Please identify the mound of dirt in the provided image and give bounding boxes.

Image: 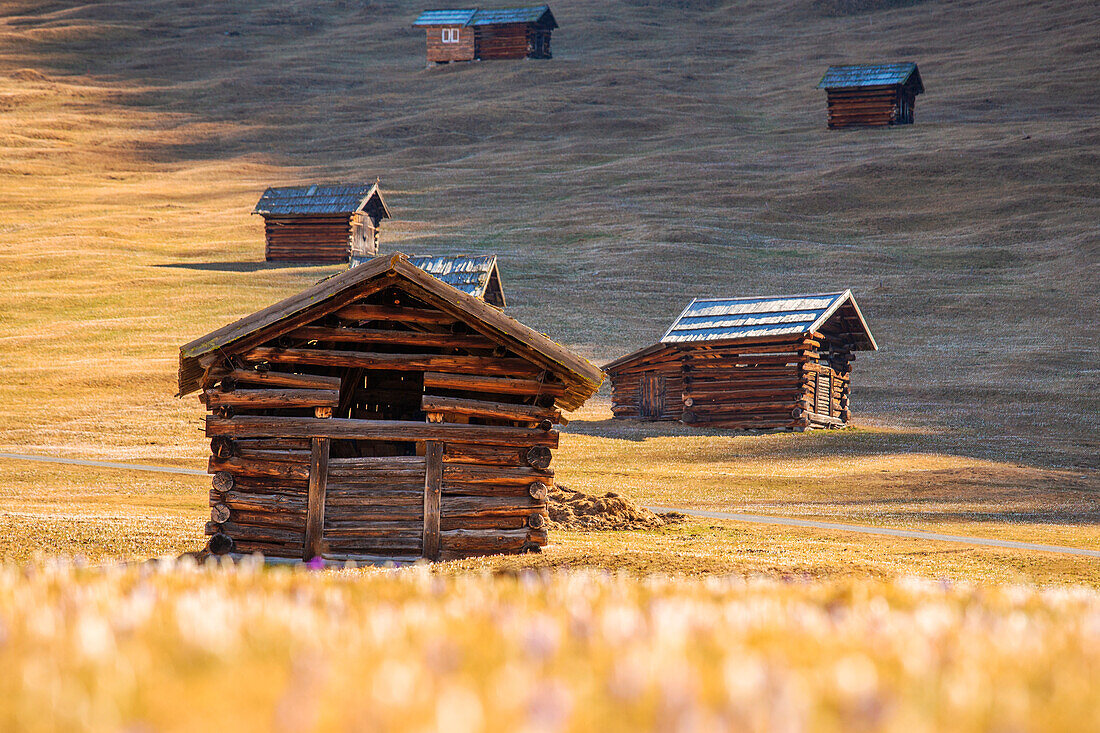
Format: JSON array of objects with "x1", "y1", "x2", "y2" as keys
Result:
[{"x1": 547, "y1": 484, "x2": 684, "y2": 531}]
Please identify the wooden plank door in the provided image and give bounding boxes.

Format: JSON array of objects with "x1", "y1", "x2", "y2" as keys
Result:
[
  {"x1": 322, "y1": 455, "x2": 426, "y2": 560},
  {"x1": 640, "y1": 373, "x2": 666, "y2": 419}
]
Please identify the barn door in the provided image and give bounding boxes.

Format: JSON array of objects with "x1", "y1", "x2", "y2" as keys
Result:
[
  {"x1": 317, "y1": 454, "x2": 426, "y2": 560},
  {"x1": 640, "y1": 373, "x2": 666, "y2": 419}
]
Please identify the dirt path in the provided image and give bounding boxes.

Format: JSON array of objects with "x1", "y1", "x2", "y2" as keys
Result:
[
  {"x1": 3, "y1": 452, "x2": 1097, "y2": 559},
  {"x1": 646, "y1": 506, "x2": 1100, "y2": 559}
]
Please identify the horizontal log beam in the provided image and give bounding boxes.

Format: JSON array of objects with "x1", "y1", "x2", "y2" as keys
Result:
[
  {"x1": 208, "y1": 456, "x2": 310, "y2": 481},
  {"x1": 290, "y1": 325, "x2": 496, "y2": 350},
  {"x1": 336, "y1": 304, "x2": 455, "y2": 324},
  {"x1": 204, "y1": 388, "x2": 340, "y2": 409},
  {"x1": 226, "y1": 369, "x2": 342, "y2": 390},
  {"x1": 423, "y1": 372, "x2": 566, "y2": 398},
  {"x1": 207, "y1": 415, "x2": 559, "y2": 448},
  {"x1": 421, "y1": 395, "x2": 562, "y2": 424},
  {"x1": 247, "y1": 347, "x2": 539, "y2": 377}
]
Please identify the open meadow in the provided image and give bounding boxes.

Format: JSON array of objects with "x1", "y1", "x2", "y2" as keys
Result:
[{"x1": 0, "y1": 0, "x2": 1097, "y2": 728}]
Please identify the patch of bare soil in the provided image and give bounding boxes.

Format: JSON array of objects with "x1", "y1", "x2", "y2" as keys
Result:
[{"x1": 548, "y1": 484, "x2": 684, "y2": 531}]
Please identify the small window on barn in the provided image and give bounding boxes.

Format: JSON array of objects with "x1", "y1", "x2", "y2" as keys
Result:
[{"x1": 442, "y1": 28, "x2": 460, "y2": 43}]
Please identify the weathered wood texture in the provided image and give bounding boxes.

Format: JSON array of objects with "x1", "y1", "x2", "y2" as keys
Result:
[
  {"x1": 425, "y1": 25, "x2": 476, "y2": 63},
  {"x1": 608, "y1": 334, "x2": 858, "y2": 431},
  {"x1": 824, "y1": 85, "x2": 918, "y2": 129},
  {"x1": 423, "y1": 22, "x2": 552, "y2": 64},
  {"x1": 607, "y1": 346, "x2": 684, "y2": 421},
  {"x1": 199, "y1": 279, "x2": 586, "y2": 560},
  {"x1": 263, "y1": 215, "x2": 352, "y2": 263}
]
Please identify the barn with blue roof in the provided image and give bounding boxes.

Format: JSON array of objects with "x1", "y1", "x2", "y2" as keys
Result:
[
  {"x1": 254, "y1": 182, "x2": 390, "y2": 263},
  {"x1": 412, "y1": 5, "x2": 557, "y2": 63},
  {"x1": 817, "y1": 62, "x2": 924, "y2": 129},
  {"x1": 604, "y1": 291, "x2": 877, "y2": 431}
]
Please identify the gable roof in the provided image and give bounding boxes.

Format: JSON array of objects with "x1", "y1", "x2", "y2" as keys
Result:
[
  {"x1": 661, "y1": 291, "x2": 877, "y2": 350},
  {"x1": 407, "y1": 255, "x2": 506, "y2": 307},
  {"x1": 178, "y1": 252, "x2": 601, "y2": 407},
  {"x1": 253, "y1": 183, "x2": 391, "y2": 218},
  {"x1": 817, "y1": 63, "x2": 923, "y2": 93},
  {"x1": 348, "y1": 254, "x2": 508, "y2": 306},
  {"x1": 413, "y1": 5, "x2": 557, "y2": 27},
  {"x1": 412, "y1": 8, "x2": 478, "y2": 25}
]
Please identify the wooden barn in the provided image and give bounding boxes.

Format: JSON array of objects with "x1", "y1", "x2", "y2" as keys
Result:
[
  {"x1": 817, "y1": 63, "x2": 924, "y2": 129},
  {"x1": 605, "y1": 291, "x2": 877, "y2": 431},
  {"x1": 412, "y1": 6, "x2": 557, "y2": 63},
  {"x1": 254, "y1": 183, "x2": 391, "y2": 263},
  {"x1": 178, "y1": 252, "x2": 602, "y2": 563},
  {"x1": 351, "y1": 253, "x2": 507, "y2": 308}
]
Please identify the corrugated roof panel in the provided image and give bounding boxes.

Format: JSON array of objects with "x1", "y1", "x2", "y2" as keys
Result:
[
  {"x1": 470, "y1": 5, "x2": 551, "y2": 24},
  {"x1": 412, "y1": 8, "x2": 477, "y2": 25},
  {"x1": 817, "y1": 63, "x2": 918, "y2": 89},
  {"x1": 664, "y1": 324, "x2": 810, "y2": 343},
  {"x1": 661, "y1": 293, "x2": 848, "y2": 344},
  {"x1": 254, "y1": 183, "x2": 380, "y2": 216},
  {"x1": 407, "y1": 255, "x2": 496, "y2": 298}
]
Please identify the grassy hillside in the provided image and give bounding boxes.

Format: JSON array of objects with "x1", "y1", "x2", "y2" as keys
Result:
[{"x1": 0, "y1": 0, "x2": 1096, "y2": 570}]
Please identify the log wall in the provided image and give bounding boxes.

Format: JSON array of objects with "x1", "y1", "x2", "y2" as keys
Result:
[
  {"x1": 824, "y1": 84, "x2": 917, "y2": 129},
  {"x1": 608, "y1": 347, "x2": 683, "y2": 421},
  {"x1": 679, "y1": 335, "x2": 816, "y2": 431},
  {"x1": 201, "y1": 284, "x2": 563, "y2": 562},
  {"x1": 425, "y1": 26, "x2": 476, "y2": 63},
  {"x1": 475, "y1": 24, "x2": 539, "y2": 60},
  {"x1": 263, "y1": 214, "x2": 352, "y2": 263}
]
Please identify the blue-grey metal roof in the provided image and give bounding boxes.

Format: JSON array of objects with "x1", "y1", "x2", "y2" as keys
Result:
[
  {"x1": 413, "y1": 5, "x2": 555, "y2": 27},
  {"x1": 253, "y1": 183, "x2": 386, "y2": 217},
  {"x1": 661, "y1": 290, "x2": 876, "y2": 349},
  {"x1": 350, "y1": 254, "x2": 506, "y2": 306},
  {"x1": 817, "y1": 63, "x2": 922, "y2": 92},
  {"x1": 471, "y1": 5, "x2": 553, "y2": 25},
  {"x1": 412, "y1": 8, "x2": 477, "y2": 25}
]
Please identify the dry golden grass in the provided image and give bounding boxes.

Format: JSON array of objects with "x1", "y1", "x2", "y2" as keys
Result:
[
  {"x1": 2, "y1": 3, "x2": 1099, "y2": 728},
  {"x1": 1, "y1": 559, "x2": 1099, "y2": 733},
  {"x1": 0, "y1": 1, "x2": 1096, "y2": 583}
]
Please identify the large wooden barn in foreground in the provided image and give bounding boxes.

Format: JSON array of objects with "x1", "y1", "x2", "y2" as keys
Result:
[
  {"x1": 255, "y1": 183, "x2": 390, "y2": 263},
  {"x1": 817, "y1": 63, "x2": 924, "y2": 129},
  {"x1": 178, "y1": 253, "x2": 603, "y2": 563},
  {"x1": 605, "y1": 291, "x2": 877, "y2": 431},
  {"x1": 413, "y1": 6, "x2": 557, "y2": 63}
]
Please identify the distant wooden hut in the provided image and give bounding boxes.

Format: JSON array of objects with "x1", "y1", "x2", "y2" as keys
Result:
[
  {"x1": 178, "y1": 252, "x2": 602, "y2": 563},
  {"x1": 817, "y1": 63, "x2": 924, "y2": 129},
  {"x1": 254, "y1": 183, "x2": 390, "y2": 263},
  {"x1": 412, "y1": 6, "x2": 557, "y2": 64},
  {"x1": 605, "y1": 291, "x2": 877, "y2": 431}
]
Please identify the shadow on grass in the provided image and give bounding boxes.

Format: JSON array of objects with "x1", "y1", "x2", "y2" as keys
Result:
[{"x1": 157, "y1": 261, "x2": 334, "y2": 272}]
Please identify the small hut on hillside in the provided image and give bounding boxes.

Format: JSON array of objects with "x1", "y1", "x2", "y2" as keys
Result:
[
  {"x1": 605, "y1": 291, "x2": 877, "y2": 431},
  {"x1": 413, "y1": 6, "x2": 557, "y2": 63},
  {"x1": 178, "y1": 252, "x2": 602, "y2": 563},
  {"x1": 254, "y1": 183, "x2": 390, "y2": 263},
  {"x1": 817, "y1": 63, "x2": 924, "y2": 129}
]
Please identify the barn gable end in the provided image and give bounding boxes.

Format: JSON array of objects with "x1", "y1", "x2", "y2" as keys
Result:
[{"x1": 181, "y1": 253, "x2": 602, "y2": 563}]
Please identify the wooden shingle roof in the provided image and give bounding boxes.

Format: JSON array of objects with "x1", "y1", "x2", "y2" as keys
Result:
[
  {"x1": 253, "y1": 183, "x2": 391, "y2": 218},
  {"x1": 178, "y1": 253, "x2": 601, "y2": 408}
]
